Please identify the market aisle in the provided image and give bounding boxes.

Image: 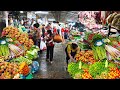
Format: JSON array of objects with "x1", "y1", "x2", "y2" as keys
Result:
[{"x1": 34, "y1": 43, "x2": 71, "y2": 79}]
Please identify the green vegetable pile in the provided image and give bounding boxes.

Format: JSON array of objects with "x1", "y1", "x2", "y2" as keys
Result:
[
  {"x1": 89, "y1": 61, "x2": 109, "y2": 78},
  {"x1": 108, "y1": 62, "x2": 117, "y2": 68},
  {"x1": 92, "y1": 34, "x2": 103, "y2": 44},
  {"x1": 73, "y1": 71, "x2": 83, "y2": 79},
  {"x1": 10, "y1": 56, "x2": 32, "y2": 65},
  {"x1": 68, "y1": 62, "x2": 83, "y2": 77},
  {"x1": 68, "y1": 61, "x2": 90, "y2": 78},
  {"x1": 82, "y1": 63, "x2": 89, "y2": 70},
  {"x1": 25, "y1": 45, "x2": 40, "y2": 60}
]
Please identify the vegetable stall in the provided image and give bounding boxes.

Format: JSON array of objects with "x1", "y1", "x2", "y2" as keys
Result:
[
  {"x1": 68, "y1": 33, "x2": 120, "y2": 79},
  {"x1": 67, "y1": 27, "x2": 120, "y2": 79},
  {"x1": 0, "y1": 26, "x2": 40, "y2": 79}
]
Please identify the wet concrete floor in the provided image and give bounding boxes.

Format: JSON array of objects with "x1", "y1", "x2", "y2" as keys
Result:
[{"x1": 34, "y1": 43, "x2": 72, "y2": 79}]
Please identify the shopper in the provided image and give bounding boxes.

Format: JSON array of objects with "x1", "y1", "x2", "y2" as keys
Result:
[
  {"x1": 61, "y1": 27, "x2": 65, "y2": 39},
  {"x1": 41, "y1": 24, "x2": 46, "y2": 39},
  {"x1": 53, "y1": 26, "x2": 57, "y2": 35},
  {"x1": 65, "y1": 42, "x2": 80, "y2": 68},
  {"x1": 56, "y1": 22, "x2": 61, "y2": 35},
  {"x1": 33, "y1": 23, "x2": 41, "y2": 48},
  {"x1": 45, "y1": 23, "x2": 52, "y2": 31},
  {"x1": 31, "y1": 18, "x2": 36, "y2": 28},
  {"x1": 64, "y1": 27, "x2": 69, "y2": 39},
  {"x1": 45, "y1": 30, "x2": 54, "y2": 64}
]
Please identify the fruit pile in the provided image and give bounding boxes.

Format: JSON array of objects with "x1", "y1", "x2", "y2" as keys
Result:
[
  {"x1": 75, "y1": 50, "x2": 96, "y2": 64},
  {"x1": 2, "y1": 26, "x2": 34, "y2": 50},
  {"x1": 0, "y1": 62, "x2": 19, "y2": 79},
  {"x1": 108, "y1": 68, "x2": 120, "y2": 79},
  {"x1": 81, "y1": 69, "x2": 92, "y2": 79}
]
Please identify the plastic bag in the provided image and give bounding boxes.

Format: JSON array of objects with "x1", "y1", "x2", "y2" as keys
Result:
[
  {"x1": 40, "y1": 41, "x2": 46, "y2": 50},
  {"x1": 31, "y1": 61, "x2": 39, "y2": 73}
]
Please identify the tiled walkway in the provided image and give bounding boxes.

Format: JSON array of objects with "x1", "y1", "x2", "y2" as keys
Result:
[{"x1": 34, "y1": 43, "x2": 71, "y2": 79}]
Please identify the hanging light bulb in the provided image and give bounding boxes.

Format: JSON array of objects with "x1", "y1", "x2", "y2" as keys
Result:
[{"x1": 20, "y1": 11, "x2": 23, "y2": 13}]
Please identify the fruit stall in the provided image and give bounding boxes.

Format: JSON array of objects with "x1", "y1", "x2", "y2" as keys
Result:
[{"x1": 0, "y1": 26, "x2": 40, "y2": 79}]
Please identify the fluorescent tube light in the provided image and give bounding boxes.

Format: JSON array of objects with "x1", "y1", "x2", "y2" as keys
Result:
[{"x1": 35, "y1": 11, "x2": 49, "y2": 14}]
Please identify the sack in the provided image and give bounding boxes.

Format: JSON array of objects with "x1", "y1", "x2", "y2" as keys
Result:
[
  {"x1": 40, "y1": 41, "x2": 46, "y2": 50},
  {"x1": 53, "y1": 34, "x2": 62, "y2": 43}
]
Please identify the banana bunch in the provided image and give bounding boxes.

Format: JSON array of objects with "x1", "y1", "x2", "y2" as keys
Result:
[
  {"x1": 92, "y1": 46, "x2": 107, "y2": 60},
  {"x1": 0, "y1": 44, "x2": 10, "y2": 61}
]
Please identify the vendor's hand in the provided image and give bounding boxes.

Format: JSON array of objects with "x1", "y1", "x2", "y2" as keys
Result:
[{"x1": 70, "y1": 57, "x2": 74, "y2": 62}]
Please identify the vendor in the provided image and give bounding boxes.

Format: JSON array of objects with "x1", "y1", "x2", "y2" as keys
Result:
[{"x1": 65, "y1": 42, "x2": 80, "y2": 68}]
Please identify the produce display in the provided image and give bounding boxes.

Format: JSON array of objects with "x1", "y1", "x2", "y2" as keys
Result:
[
  {"x1": 9, "y1": 43, "x2": 24, "y2": 58},
  {"x1": 10, "y1": 56, "x2": 32, "y2": 65},
  {"x1": 75, "y1": 50, "x2": 96, "y2": 64},
  {"x1": 19, "y1": 62, "x2": 30, "y2": 76},
  {"x1": 2, "y1": 26, "x2": 34, "y2": 50},
  {"x1": 0, "y1": 26, "x2": 40, "y2": 79},
  {"x1": 0, "y1": 62, "x2": 19, "y2": 79},
  {"x1": 25, "y1": 45, "x2": 40, "y2": 60},
  {"x1": 68, "y1": 59, "x2": 120, "y2": 79},
  {"x1": 68, "y1": 27, "x2": 120, "y2": 79}
]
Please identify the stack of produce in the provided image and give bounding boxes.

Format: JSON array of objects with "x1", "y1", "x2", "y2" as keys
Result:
[
  {"x1": 68, "y1": 61, "x2": 92, "y2": 79},
  {"x1": 19, "y1": 62, "x2": 30, "y2": 76},
  {"x1": 10, "y1": 56, "x2": 32, "y2": 65},
  {"x1": 105, "y1": 45, "x2": 120, "y2": 60},
  {"x1": 0, "y1": 44, "x2": 10, "y2": 62},
  {"x1": 75, "y1": 50, "x2": 96, "y2": 64},
  {"x1": 0, "y1": 26, "x2": 40, "y2": 79},
  {"x1": 68, "y1": 59, "x2": 120, "y2": 79},
  {"x1": 90, "y1": 34, "x2": 107, "y2": 60},
  {"x1": 9, "y1": 43, "x2": 24, "y2": 58},
  {"x1": 2, "y1": 26, "x2": 34, "y2": 50},
  {"x1": 25, "y1": 45, "x2": 40, "y2": 60},
  {"x1": 0, "y1": 62, "x2": 19, "y2": 79}
]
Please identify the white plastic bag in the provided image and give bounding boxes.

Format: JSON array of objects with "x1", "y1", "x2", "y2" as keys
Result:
[{"x1": 40, "y1": 41, "x2": 46, "y2": 50}]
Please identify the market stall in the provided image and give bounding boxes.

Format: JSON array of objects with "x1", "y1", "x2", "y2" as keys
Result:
[
  {"x1": 0, "y1": 26, "x2": 40, "y2": 79},
  {"x1": 67, "y1": 29, "x2": 120, "y2": 79},
  {"x1": 67, "y1": 11, "x2": 120, "y2": 79}
]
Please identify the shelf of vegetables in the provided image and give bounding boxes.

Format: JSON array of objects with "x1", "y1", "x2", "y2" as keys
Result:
[
  {"x1": 67, "y1": 30, "x2": 120, "y2": 79},
  {"x1": 0, "y1": 26, "x2": 40, "y2": 79}
]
